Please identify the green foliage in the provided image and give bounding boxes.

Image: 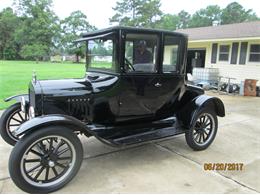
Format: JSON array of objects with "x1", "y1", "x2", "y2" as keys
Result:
[
  {"x1": 155, "y1": 2, "x2": 259, "y2": 30},
  {"x1": 177, "y1": 10, "x2": 190, "y2": 29},
  {"x1": 155, "y1": 10, "x2": 191, "y2": 30},
  {"x1": 20, "y1": 44, "x2": 48, "y2": 61},
  {"x1": 60, "y1": 11, "x2": 96, "y2": 62},
  {"x1": 189, "y1": 5, "x2": 221, "y2": 28},
  {"x1": 0, "y1": 1, "x2": 96, "y2": 62},
  {"x1": 0, "y1": 0, "x2": 259, "y2": 62},
  {"x1": 221, "y1": 2, "x2": 258, "y2": 24},
  {"x1": 13, "y1": 0, "x2": 59, "y2": 61},
  {"x1": 92, "y1": 44, "x2": 112, "y2": 56},
  {"x1": 156, "y1": 14, "x2": 178, "y2": 30},
  {"x1": 0, "y1": 8, "x2": 20, "y2": 60},
  {"x1": 110, "y1": 0, "x2": 162, "y2": 27}
]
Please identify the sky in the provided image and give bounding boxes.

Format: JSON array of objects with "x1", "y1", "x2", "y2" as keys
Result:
[{"x1": 0, "y1": 0, "x2": 259, "y2": 28}]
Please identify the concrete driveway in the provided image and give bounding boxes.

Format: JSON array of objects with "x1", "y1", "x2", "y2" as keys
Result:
[{"x1": 0, "y1": 92, "x2": 259, "y2": 193}]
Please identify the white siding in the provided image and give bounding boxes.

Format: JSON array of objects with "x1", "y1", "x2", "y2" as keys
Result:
[{"x1": 188, "y1": 39, "x2": 260, "y2": 84}]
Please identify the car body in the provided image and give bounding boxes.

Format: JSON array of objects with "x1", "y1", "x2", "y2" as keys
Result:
[{"x1": 0, "y1": 26, "x2": 225, "y2": 193}]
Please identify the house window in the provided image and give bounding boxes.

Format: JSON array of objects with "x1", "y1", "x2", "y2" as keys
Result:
[
  {"x1": 249, "y1": 44, "x2": 260, "y2": 62},
  {"x1": 219, "y1": 45, "x2": 230, "y2": 61}
]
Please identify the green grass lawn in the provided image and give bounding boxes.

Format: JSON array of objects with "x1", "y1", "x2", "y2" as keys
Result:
[{"x1": 0, "y1": 60, "x2": 86, "y2": 110}]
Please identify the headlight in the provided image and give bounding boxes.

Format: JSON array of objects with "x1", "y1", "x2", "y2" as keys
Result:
[
  {"x1": 20, "y1": 96, "x2": 26, "y2": 113},
  {"x1": 29, "y1": 106, "x2": 35, "y2": 119}
]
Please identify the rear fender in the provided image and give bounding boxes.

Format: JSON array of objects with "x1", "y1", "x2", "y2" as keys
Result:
[
  {"x1": 4, "y1": 94, "x2": 29, "y2": 103},
  {"x1": 177, "y1": 95, "x2": 225, "y2": 129},
  {"x1": 14, "y1": 114, "x2": 91, "y2": 137}
]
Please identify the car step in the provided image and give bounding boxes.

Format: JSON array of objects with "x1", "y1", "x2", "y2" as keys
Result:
[{"x1": 110, "y1": 124, "x2": 184, "y2": 146}]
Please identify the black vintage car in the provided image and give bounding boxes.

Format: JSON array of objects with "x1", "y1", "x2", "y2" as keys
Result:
[{"x1": 0, "y1": 26, "x2": 225, "y2": 193}]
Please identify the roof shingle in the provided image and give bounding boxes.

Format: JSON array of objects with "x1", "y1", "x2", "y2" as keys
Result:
[{"x1": 175, "y1": 21, "x2": 260, "y2": 41}]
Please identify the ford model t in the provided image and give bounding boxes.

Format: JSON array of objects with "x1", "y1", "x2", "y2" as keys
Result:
[{"x1": 0, "y1": 26, "x2": 225, "y2": 193}]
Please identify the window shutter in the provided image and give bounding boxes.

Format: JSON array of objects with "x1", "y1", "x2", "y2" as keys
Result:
[
  {"x1": 230, "y1": 42, "x2": 239, "y2": 64},
  {"x1": 211, "y1": 43, "x2": 218, "y2": 64},
  {"x1": 239, "y1": 42, "x2": 248, "y2": 65}
]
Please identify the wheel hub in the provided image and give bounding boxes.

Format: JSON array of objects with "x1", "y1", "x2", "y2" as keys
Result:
[
  {"x1": 41, "y1": 152, "x2": 58, "y2": 167},
  {"x1": 48, "y1": 161, "x2": 55, "y2": 168}
]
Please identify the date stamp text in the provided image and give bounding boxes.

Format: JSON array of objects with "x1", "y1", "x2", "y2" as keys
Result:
[{"x1": 204, "y1": 163, "x2": 244, "y2": 171}]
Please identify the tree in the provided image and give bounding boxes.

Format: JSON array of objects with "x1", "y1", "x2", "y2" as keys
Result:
[
  {"x1": 136, "y1": 0, "x2": 162, "y2": 28},
  {"x1": 155, "y1": 14, "x2": 180, "y2": 30},
  {"x1": 221, "y1": 2, "x2": 258, "y2": 24},
  {"x1": 13, "y1": 0, "x2": 59, "y2": 61},
  {"x1": 110, "y1": 0, "x2": 162, "y2": 28},
  {"x1": 60, "y1": 11, "x2": 96, "y2": 63},
  {"x1": 0, "y1": 8, "x2": 20, "y2": 59},
  {"x1": 20, "y1": 44, "x2": 48, "y2": 60},
  {"x1": 189, "y1": 5, "x2": 221, "y2": 28},
  {"x1": 177, "y1": 10, "x2": 190, "y2": 29}
]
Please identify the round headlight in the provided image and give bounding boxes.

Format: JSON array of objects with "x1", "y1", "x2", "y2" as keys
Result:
[
  {"x1": 29, "y1": 106, "x2": 35, "y2": 119},
  {"x1": 20, "y1": 96, "x2": 26, "y2": 113}
]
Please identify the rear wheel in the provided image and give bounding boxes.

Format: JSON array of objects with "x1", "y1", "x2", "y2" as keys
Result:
[
  {"x1": 0, "y1": 103, "x2": 28, "y2": 145},
  {"x1": 185, "y1": 108, "x2": 218, "y2": 151},
  {"x1": 9, "y1": 126, "x2": 83, "y2": 193}
]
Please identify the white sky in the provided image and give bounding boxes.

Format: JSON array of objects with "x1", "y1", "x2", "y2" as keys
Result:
[{"x1": 0, "y1": 0, "x2": 259, "y2": 28}]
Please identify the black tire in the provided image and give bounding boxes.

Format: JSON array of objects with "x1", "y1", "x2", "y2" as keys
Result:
[
  {"x1": 9, "y1": 126, "x2": 83, "y2": 193},
  {"x1": 0, "y1": 103, "x2": 28, "y2": 145},
  {"x1": 185, "y1": 108, "x2": 218, "y2": 151}
]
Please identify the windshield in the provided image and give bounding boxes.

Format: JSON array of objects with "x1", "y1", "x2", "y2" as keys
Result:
[{"x1": 87, "y1": 37, "x2": 116, "y2": 72}]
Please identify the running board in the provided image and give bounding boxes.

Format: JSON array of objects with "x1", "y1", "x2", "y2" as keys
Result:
[
  {"x1": 87, "y1": 117, "x2": 185, "y2": 146},
  {"x1": 111, "y1": 125, "x2": 184, "y2": 146}
]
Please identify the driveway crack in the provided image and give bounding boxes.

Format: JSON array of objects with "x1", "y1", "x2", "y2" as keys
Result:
[
  {"x1": 0, "y1": 177, "x2": 10, "y2": 181},
  {"x1": 0, "y1": 179, "x2": 5, "y2": 194},
  {"x1": 155, "y1": 143, "x2": 259, "y2": 193}
]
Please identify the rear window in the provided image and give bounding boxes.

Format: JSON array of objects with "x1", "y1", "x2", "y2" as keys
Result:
[{"x1": 163, "y1": 36, "x2": 180, "y2": 73}]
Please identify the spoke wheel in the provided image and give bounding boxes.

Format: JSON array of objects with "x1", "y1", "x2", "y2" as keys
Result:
[
  {"x1": 6, "y1": 109, "x2": 28, "y2": 141},
  {"x1": 0, "y1": 103, "x2": 28, "y2": 145},
  {"x1": 21, "y1": 136, "x2": 75, "y2": 187},
  {"x1": 192, "y1": 113, "x2": 215, "y2": 146},
  {"x1": 185, "y1": 108, "x2": 218, "y2": 151},
  {"x1": 9, "y1": 126, "x2": 83, "y2": 193}
]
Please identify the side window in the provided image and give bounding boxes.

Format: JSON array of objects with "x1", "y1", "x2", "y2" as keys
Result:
[
  {"x1": 163, "y1": 36, "x2": 179, "y2": 73},
  {"x1": 124, "y1": 33, "x2": 158, "y2": 73},
  {"x1": 249, "y1": 44, "x2": 260, "y2": 62},
  {"x1": 88, "y1": 39, "x2": 116, "y2": 72},
  {"x1": 219, "y1": 45, "x2": 230, "y2": 61}
]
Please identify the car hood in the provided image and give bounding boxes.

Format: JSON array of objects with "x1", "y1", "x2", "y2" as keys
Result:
[
  {"x1": 37, "y1": 72, "x2": 119, "y2": 97},
  {"x1": 37, "y1": 78, "x2": 92, "y2": 97}
]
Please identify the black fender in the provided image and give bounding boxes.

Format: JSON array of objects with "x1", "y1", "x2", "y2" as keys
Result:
[
  {"x1": 176, "y1": 94, "x2": 225, "y2": 129},
  {"x1": 14, "y1": 114, "x2": 91, "y2": 137},
  {"x1": 5, "y1": 94, "x2": 29, "y2": 103}
]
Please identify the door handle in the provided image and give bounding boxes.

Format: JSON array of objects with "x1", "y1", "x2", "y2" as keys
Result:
[{"x1": 154, "y1": 82, "x2": 162, "y2": 87}]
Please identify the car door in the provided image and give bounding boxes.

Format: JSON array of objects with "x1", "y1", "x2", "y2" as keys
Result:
[
  {"x1": 118, "y1": 32, "x2": 184, "y2": 120},
  {"x1": 155, "y1": 34, "x2": 185, "y2": 117}
]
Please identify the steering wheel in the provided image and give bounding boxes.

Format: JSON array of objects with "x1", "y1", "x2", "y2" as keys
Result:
[{"x1": 125, "y1": 58, "x2": 135, "y2": 71}]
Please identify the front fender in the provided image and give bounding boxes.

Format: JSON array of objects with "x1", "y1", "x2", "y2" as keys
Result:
[
  {"x1": 5, "y1": 94, "x2": 29, "y2": 102},
  {"x1": 14, "y1": 114, "x2": 91, "y2": 137},
  {"x1": 177, "y1": 95, "x2": 225, "y2": 129}
]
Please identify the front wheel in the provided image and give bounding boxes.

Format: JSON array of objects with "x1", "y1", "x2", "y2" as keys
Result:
[
  {"x1": 185, "y1": 108, "x2": 218, "y2": 151},
  {"x1": 9, "y1": 126, "x2": 83, "y2": 193},
  {"x1": 0, "y1": 103, "x2": 28, "y2": 145}
]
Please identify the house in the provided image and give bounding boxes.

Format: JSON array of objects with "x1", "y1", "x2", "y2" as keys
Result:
[{"x1": 175, "y1": 21, "x2": 260, "y2": 83}]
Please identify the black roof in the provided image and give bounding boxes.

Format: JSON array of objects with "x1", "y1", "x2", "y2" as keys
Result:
[{"x1": 81, "y1": 26, "x2": 186, "y2": 38}]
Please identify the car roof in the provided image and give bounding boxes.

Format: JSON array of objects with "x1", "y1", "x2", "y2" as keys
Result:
[{"x1": 81, "y1": 26, "x2": 187, "y2": 38}]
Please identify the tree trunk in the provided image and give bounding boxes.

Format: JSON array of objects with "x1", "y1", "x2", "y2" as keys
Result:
[{"x1": 76, "y1": 54, "x2": 79, "y2": 63}]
